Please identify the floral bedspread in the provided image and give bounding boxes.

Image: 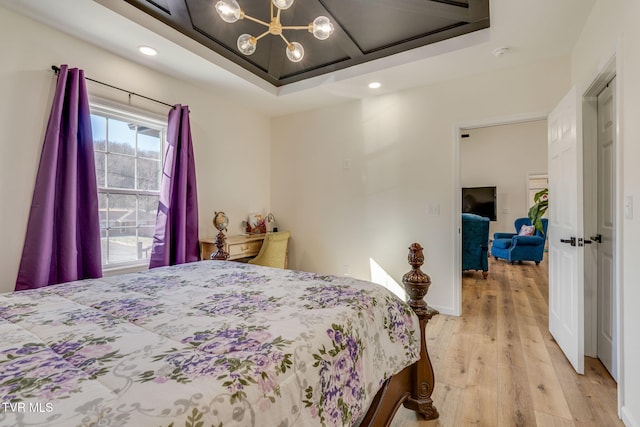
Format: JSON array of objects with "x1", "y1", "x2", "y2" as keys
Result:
[{"x1": 0, "y1": 261, "x2": 419, "y2": 426}]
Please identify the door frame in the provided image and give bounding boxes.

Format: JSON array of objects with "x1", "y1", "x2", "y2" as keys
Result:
[
  {"x1": 582, "y1": 57, "x2": 616, "y2": 361},
  {"x1": 580, "y1": 52, "x2": 624, "y2": 415}
]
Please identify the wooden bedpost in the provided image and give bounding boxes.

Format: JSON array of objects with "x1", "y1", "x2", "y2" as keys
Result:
[
  {"x1": 359, "y1": 243, "x2": 439, "y2": 426},
  {"x1": 401, "y1": 242, "x2": 439, "y2": 419}
]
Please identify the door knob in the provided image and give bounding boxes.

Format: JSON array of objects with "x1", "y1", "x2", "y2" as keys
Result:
[
  {"x1": 590, "y1": 234, "x2": 602, "y2": 243},
  {"x1": 560, "y1": 237, "x2": 576, "y2": 246}
]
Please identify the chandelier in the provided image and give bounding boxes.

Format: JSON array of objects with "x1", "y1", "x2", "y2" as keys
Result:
[{"x1": 214, "y1": 0, "x2": 335, "y2": 63}]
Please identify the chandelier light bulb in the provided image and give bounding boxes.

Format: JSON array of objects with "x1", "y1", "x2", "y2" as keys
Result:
[
  {"x1": 215, "y1": 0, "x2": 242, "y2": 23},
  {"x1": 237, "y1": 34, "x2": 257, "y2": 55},
  {"x1": 311, "y1": 16, "x2": 334, "y2": 40},
  {"x1": 272, "y1": 0, "x2": 294, "y2": 10},
  {"x1": 286, "y1": 42, "x2": 304, "y2": 62}
]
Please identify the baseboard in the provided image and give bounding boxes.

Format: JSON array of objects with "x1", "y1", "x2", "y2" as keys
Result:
[
  {"x1": 621, "y1": 406, "x2": 639, "y2": 427},
  {"x1": 430, "y1": 304, "x2": 458, "y2": 316}
]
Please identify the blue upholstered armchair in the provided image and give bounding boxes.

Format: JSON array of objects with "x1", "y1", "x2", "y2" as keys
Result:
[
  {"x1": 491, "y1": 218, "x2": 548, "y2": 265},
  {"x1": 462, "y1": 213, "x2": 490, "y2": 279}
]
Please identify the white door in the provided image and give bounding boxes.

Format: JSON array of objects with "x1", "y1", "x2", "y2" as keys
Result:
[
  {"x1": 596, "y1": 77, "x2": 616, "y2": 379},
  {"x1": 548, "y1": 86, "x2": 585, "y2": 374}
]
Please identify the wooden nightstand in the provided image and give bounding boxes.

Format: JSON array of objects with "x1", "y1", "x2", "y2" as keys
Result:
[{"x1": 200, "y1": 234, "x2": 265, "y2": 261}]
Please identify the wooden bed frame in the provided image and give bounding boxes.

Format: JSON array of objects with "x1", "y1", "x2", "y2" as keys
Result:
[{"x1": 359, "y1": 242, "x2": 439, "y2": 426}]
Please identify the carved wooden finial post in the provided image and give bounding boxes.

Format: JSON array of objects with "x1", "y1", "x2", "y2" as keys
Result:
[{"x1": 401, "y1": 243, "x2": 439, "y2": 420}]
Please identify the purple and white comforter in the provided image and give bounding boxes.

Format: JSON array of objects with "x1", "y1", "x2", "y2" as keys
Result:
[{"x1": 0, "y1": 261, "x2": 419, "y2": 426}]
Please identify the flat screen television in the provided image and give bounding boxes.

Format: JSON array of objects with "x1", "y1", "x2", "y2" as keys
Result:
[{"x1": 462, "y1": 186, "x2": 497, "y2": 221}]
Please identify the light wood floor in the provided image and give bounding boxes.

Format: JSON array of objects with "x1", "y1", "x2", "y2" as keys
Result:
[{"x1": 391, "y1": 257, "x2": 622, "y2": 427}]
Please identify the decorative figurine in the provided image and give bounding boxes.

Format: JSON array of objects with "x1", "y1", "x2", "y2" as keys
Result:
[{"x1": 211, "y1": 211, "x2": 229, "y2": 260}]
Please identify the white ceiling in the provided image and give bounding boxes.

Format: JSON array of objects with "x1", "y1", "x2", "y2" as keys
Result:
[{"x1": 2, "y1": 0, "x2": 595, "y2": 117}]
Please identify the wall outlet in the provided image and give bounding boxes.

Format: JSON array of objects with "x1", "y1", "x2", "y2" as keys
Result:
[
  {"x1": 427, "y1": 202, "x2": 440, "y2": 216},
  {"x1": 625, "y1": 195, "x2": 633, "y2": 219},
  {"x1": 342, "y1": 264, "x2": 350, "y2": 276}
]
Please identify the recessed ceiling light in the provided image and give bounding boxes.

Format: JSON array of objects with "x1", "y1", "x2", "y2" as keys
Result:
[
  {"x1": 368, "y1": 82, "x2": 381, "y2": 89},
  {"x1": 138, "y1": 46, "x2": 158, "y2": 56}
]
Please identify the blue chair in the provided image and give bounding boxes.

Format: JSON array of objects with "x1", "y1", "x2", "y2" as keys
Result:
[
  {"x1": 491, "y1": 218, "x2": 548, "y2": 265},
  {"x1": 462, "y1": 213, "x2": 490, "y2": 279}
]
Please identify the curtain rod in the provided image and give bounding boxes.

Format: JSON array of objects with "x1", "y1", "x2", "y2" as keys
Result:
[{"x1": 51, "y1": 65, "x2": 175, "y2": 109}]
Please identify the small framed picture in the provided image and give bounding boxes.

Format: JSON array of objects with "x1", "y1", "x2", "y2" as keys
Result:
[{"x1": 247, "y1": 213, "x2": 265, "y2": 234}]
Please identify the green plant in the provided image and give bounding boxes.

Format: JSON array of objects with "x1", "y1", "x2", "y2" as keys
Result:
[{"x1": 528, "y1": 188, "x2": 548, "y2": 234}]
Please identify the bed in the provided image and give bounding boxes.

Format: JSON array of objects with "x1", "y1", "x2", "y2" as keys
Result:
[{"x1": 0, "y1": 244, "x2": 437, "y2": 426}]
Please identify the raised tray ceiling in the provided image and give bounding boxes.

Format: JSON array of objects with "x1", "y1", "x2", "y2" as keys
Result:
[{"x1": 124, "y1": 0, "x2": 490, "y2": 87}]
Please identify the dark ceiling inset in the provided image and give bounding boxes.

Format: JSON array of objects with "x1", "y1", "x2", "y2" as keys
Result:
[{"x1": 124, "y1": 0, "x2": 490, "y2": 87}]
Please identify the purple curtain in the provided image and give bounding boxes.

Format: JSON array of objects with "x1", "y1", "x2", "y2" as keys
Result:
[
  {"x1": 149, "y1": 105, "x2": 199, "y2": 268},
  {"x1": 15, "y1": 65, "x2": 102, "y2": 291}
]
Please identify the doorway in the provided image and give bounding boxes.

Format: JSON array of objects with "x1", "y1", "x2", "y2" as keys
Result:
[
  {"x1": 454, "y1": 91, "x2": 619, "y2": 378},
  {"x1": 452, "y1": 58, "x2": 622, "y2": 414},
  {"x1": 454, "y1": 115, "x2": 547, "y2": 315},
  {"x1": 453, "y1": 115, "x2": 547, "y2": 315}
]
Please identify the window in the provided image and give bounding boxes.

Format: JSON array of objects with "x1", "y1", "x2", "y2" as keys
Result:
[{"x1": 90, "y1": 101, "x2": 166, "y2": 269}]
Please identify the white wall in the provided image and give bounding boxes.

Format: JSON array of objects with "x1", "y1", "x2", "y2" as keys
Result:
[
  {"x1": 571, "y1": 1, "x2": 640, "y2": 425},
  {"x1": 271, "y1": 57, "x2": 570, "y2": 314},
  {"x1": 0, "y1": 7, "x2": 271, "y2": 293},
  {"x1": 460, "y1": 120, "x2": 548, "y2": 237}
]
